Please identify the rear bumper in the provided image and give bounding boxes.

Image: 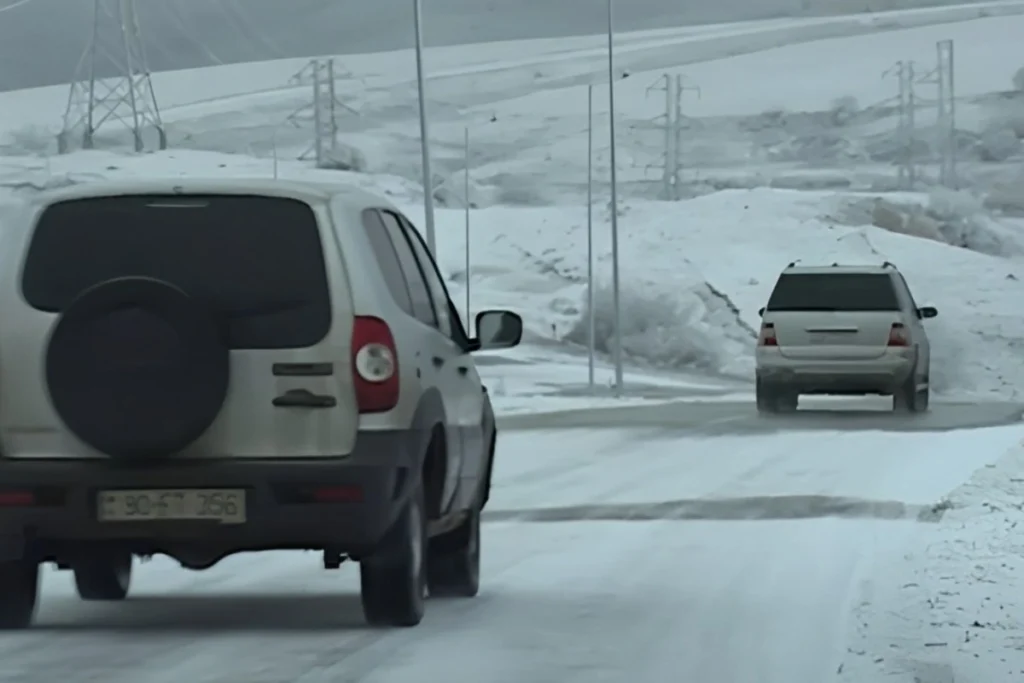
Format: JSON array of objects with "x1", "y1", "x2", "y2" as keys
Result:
[
  {"x1": 756, "y1": 349, "x2": 915, "y2": 393},
  {"x1": 0, "y1": 429, "x2": 427, "y2": 564}
]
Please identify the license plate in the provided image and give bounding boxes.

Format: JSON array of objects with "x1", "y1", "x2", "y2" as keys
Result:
[
  {"x1": 97, "y1": 489, "x2": 246, "y2": 524},
  {"x1": 809, "y1": 332, "x2": 846, "y2": 344}
]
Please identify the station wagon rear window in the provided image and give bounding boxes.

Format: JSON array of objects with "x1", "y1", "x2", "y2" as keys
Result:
[
  {"x1": 766, "y1": 273, "x2": 900, "y2": 312},
  {"x1": 21, "y1": 194, "x2": 332, "y2": 349}
]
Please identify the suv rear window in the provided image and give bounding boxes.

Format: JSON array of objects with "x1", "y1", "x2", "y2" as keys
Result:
[
  {"x1": 21, "y1": 194, "x2": 332, "y2": 349},
  {"x1": 766, "y1": 273, "x2": 900, "y2": 312}
]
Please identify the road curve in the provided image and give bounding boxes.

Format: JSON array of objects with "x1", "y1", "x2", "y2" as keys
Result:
[{"x1": 0, "y1": 0, "x2": 992, "y2": 91}]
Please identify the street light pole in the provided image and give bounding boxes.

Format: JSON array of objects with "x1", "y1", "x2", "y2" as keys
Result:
[
  {"x1": 606, "y1": 0, "x2": 623, "y2": 395},
  {"x1": 586, "y1": 84, "x2": 595, "y2": 392},
  {"x1": 413, "y1": 0, "x2": 437, "y2": 254}
]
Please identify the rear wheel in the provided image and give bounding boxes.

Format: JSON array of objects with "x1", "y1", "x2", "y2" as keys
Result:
[
  {"x1": 756, "y1": 378, "x2": 776, "y2": 414},
  {"x1": 756, "y1": 379, "x2": 797, "y2": 414},
  {"x1": 0, "y1": 560, "x2": 39, "y2": 629},
  {"x1": 360, "y1": 485, "x2": 427, "y2": 627},
  {"x1": 894, "y1": 372, "x2": 928, "y2": 413},
  {"x1": 427, "y1": 509, "x2": 481, "y2": 598},
  {"x1": 74, "y1": 552, "x2": 133, "y2": 601}
]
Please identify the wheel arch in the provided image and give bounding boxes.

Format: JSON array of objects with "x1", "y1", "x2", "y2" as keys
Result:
[{"x1": 410, "y1": 387, "x2": 448, "y2": 521}]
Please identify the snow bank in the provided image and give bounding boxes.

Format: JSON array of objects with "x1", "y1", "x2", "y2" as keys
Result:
[
  {"x1": 840, "y1": 429, "x2": 1024, "y2": 683},
  {"x1": 418, "y1": 199, "x2": 756, "y2": 378}
]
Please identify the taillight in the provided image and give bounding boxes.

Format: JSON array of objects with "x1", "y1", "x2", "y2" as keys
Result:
[
  {"x1": 758, "y1": 323, "x2": 777, "y2": 347},
  {"x1": 887, "y1": 323, "x2": 909, "y2": 347},
  {"x1": 0, "y1": 491, "x2": 33, "y2": 506},
  {"x1": 351, "y1": 316, "x2": 399, "y2": 413}
]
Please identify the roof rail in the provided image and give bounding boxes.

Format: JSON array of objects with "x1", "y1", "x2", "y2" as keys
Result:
[
  {"x1": 881, "y1": 261, "x2": 897, "y2": 269},
  {"x1": 786, "y1": 260, "x2": 801, "y2": 268}
]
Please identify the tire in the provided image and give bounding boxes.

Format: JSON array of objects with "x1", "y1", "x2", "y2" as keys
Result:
[
  {"x1": 74, "y1": 553, "x2": 132, "y2": 601},
  {"x1": 45, "y1": 276, "x2": 230, "y2": 460},
  {"x1": 756, "y1": 378, "x2": 776, "y2": 414},
  {"x1": 777, "y1": 391, "x2": 799, "y2": 413},
  {"x1": 0, "y1": 560, "x2": 39, "y2": 630},
  {"x1": 757, "y1": 378, "x2": 796, "y2": 414},
  {"x1": 894, "y1": 372, "x2": 928, "y2": 414},
  {"x1": 916, "y1": 385, "x2": 930, "y2": 412},
  {"x1": 360, "y1": 485, "x2": 427, "y2": 627},
  {"x1": 427, "y1": 509, "x2": 481, "y2": 598}
]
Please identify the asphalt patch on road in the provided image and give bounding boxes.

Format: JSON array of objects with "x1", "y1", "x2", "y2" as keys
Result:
[{"x1": 483, "y1": 495, "x2": 949, "y2": 524}]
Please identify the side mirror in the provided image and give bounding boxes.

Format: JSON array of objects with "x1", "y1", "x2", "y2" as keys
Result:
[
  {"x1": 758, "y1": 307, "x2": 766, "y2": 317},
  {"x1": 473, "y1": 310, "x2": 523, "y2": 351},
  {"x1": 917, "y1": 306, "x2": 938, "y2": 319}
]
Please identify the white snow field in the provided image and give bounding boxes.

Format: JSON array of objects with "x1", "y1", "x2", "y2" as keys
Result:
[
  {"x1": 841, "y1": 434, "x2": 1024, "y2": 682},
  {"x1": 0, "y1": 6, "x2": 1022, "y2": 683}
]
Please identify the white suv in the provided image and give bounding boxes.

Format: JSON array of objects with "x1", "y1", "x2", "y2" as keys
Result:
[
  {"x1": 0, "y1": 178, "x2": 522, "y2": 629},
  {"x1": 755, "y1": 262, "x2": 937, "y2": 414}
]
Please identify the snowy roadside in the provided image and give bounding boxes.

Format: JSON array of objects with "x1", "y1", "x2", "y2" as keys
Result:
[{"x1": 839, "y1": 429, "x2": 1024, "y2": 682}]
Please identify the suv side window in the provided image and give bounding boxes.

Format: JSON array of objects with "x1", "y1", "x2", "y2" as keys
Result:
[
  {"x1": 395, "y1": 213, "x2": 467, "y2": 341},
  {"x1": 359, "y1": 209, "x2": 414, "y2": 316},
  {"x1": 376, "y1": 210, "x2": 437, "y2": 327}
]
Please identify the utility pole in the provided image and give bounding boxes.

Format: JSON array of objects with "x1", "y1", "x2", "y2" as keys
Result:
[
  {"x1": 413, "y1": 0, "x2": 437, "y2": 255},
  {"x1": 606, "y1": 0, "x2": 623, "y2": 396},
  {"x1": 57, "y1": 0, "x2": 166, "y2": 154}
]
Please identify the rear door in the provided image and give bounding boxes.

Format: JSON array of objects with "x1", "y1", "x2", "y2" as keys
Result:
[
  {"x1": 394, "y1": 212, "x2": 487, "y2": 512},
  {"x1": 764, "y1": 272, "x2": 901, "y2": 360},
  {"x1": 13, "y1": 193, "x2": 360, "y2": 460},
  {"x1": 375, "y1": 210, "x2": 468, "y2": 512}
]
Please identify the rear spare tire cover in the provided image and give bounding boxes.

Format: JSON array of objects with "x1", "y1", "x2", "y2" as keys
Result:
[{"x1": 45, "y1": 276, "x2": 229, "y2": 459}]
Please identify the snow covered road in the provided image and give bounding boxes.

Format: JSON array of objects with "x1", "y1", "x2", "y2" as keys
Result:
[{"x1": 1, "y1": 409, "x2": 1019, "y2": 682}]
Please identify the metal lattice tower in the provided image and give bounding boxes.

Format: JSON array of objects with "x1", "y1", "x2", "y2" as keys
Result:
[
  {"x1": 644, "y1": 73, "x2": 699, "y2": 200},
  {"x1": 644, "y1": 74, "x2": 677, "y2": 200},
  {"x1": 672, "y1": 75, "x2": 700, "y2": 200},
  {"x1": 285, "y1": 58, "x2": 357, "y2": 167},
  {"x1": 934, "y1": 40, "x2": 957, "y2": 188},
  {"x1": 887, "y1": 60, "x2": 919, "y2": 190},
  {"x1": 57, "y1": 0, "x2": 165, "y2": 154}
]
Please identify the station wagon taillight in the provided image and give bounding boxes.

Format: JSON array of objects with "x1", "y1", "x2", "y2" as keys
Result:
[
  {"x1": 351, "y1": 316, "x2": 399, "y2": 413},
  {"x1": 758, "y1": 323, "x2": 777, "y2": 347},
  {"x1": 887, "y1": 323, "x2": 909, "y2": 347}
]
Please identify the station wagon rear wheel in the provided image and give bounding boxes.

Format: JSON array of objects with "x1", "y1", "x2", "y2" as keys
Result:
[{"x1": 0, "y1": 560, "x2": 38, "y2": 629}]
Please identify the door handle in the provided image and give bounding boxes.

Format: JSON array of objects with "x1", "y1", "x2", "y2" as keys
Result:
[{"x1": 272, "y1": 389, "x2": 337, "y2": 408}]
